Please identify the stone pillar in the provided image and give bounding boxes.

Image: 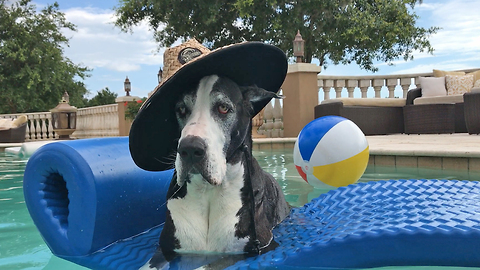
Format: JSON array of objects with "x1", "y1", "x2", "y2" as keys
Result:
[
  {"x1": 282, "y1": 63, "x2": 322, "y2": 138},
  {"x1": 116, "y1": 95, "x2": 141, "y2": 136}
]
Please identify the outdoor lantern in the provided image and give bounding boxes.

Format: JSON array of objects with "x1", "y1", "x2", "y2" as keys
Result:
[
  {"x1": 293, "y1": 30, "x2": 305, "y2": 63},
  {"x1": 124, "y1": 76, "x2": 131, "y2": 96},
  {"x1": 158, "y1": 68, "x2": 163, "y2": 84},
  {"x1": 50, "y1": 91, "x2": 77, "y2": 139}
]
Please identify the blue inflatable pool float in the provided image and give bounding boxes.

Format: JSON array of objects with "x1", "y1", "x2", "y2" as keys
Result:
[{"x1": 23, "y1": 137, "x2": 480, "y2": 269}]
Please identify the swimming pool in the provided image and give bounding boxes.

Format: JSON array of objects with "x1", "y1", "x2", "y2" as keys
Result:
[{"x1": 1, "y1": 149, "x2": 480, "y2": 270}]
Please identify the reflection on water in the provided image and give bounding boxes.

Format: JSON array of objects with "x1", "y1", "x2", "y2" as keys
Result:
[{"x1": 1, "y1": 150, "x2": 480, "y2": 270}]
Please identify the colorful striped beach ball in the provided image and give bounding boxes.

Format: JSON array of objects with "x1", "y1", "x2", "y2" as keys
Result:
[{"x1": 293, "y1": 116, "x2": 369, "y2": 188}]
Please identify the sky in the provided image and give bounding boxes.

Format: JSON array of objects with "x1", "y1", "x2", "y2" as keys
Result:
[{"x1": 28, "y1": 0, "x2": 480, "y2": 99}]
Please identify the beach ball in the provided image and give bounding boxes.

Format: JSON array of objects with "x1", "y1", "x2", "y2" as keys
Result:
[{"x1": 294, "y1": 116, "x2": 369, "y2": 188}]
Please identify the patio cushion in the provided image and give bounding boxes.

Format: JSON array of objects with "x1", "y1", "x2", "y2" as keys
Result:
[
  {"x1": 468, "y1": 70, "x2": 480, "y2": 82},
  {"x1": 474, "y1": 80, "x2": 480, "y2": 88},
  {"x1": 413, "y1": 94, "x2": 464, "y2": 105},
  {"x1": 418, "y1": 76, "x2": 446, "y2": 97},
  {"x1": 0, "y1": 115, "x2": 27, "y2": 130},
  {"x1": 433, "y1": 69, "x2": 465, "y2": 77},
  {"x1": 321, "y1": 97, "x2": 406, "y2": 107},
  {"x1": 446, "y1": 74, "x2": 474, "y2": 95}
]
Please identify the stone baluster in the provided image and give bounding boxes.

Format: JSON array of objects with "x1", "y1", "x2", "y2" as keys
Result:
[
  {"x1": 258, "y1": 120, "x2": 266, "y2": 136},
  {"x1": 373, "y1": 79, "x2": 384, "y2": 98},
  {"x1": 317, "y1": 79, "x2": 326, "y2": 100},
  {"x1": 272, "y1": 98, "x2": 283, "y2": 138},
  {"x1": 25, "y1": 116, "x2": 32, "y2": 141},
  {"x1": 252, "y1": 108, "x2": 266, "y2": 138},
  {"x1": 386, "y1": 78, "x2": 397, "y2": 98},
  {"x1": 334, "y1": 79, "x2": 345, "y2": 98},
  {"x1": 47, "y1": 113, "x2": 55, "y2": 139},
  {"x1": 32, "y1": 114, "x2": 40, "y2": 140},
  {"x1": 359, "y1": 80, "x2": 370, "y2": 98},
  {"x1": 324, "y1": 79, "x2": 334, "y2": 100},
  {"x1": 400, "y1": 77, "x2": 412, "y2": 98},
  {"x1": 414, "y1": 77, "x2": 420, "y2": 89},
  {"x1": 41, "y1": 114, "x2": 48, "y2": 139},
  {"x1": 347, "y1": 80, "x2": 358, "y2": 98},
  {"x1": 263, "y1": 102, "x2": 274, "y2": 138}
]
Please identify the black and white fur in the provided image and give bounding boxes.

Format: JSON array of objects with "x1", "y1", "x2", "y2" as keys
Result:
[{"x1": 143, "y1": 75, "x2": 290, "y2": 269}]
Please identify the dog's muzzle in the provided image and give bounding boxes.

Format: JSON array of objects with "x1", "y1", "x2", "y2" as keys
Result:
[
  {"x1": 178, "y1": 135, "x2": 216, "y2": 184},
  {"x1": 178, "y1": 135, "x2": 207, "y2": 164}
]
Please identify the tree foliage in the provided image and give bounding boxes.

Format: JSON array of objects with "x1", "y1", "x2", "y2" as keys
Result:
[
  {"x1": 114, "y1": 0, "x2": 439, "y2": 72},
  {"x1": 0, "y1": 0, "x2": 90, "y2": 114},
  {"x1": 86, "y1": 87, "x2": 118, "y2": 107}
]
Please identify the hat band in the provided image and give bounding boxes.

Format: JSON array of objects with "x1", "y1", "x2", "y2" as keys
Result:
[{"x1": 178, "y1": 47, "x2": 203, "y2": 64}]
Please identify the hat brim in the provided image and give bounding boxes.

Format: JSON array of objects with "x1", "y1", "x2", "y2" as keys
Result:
[{"x1": 129, "y1": 42, "x2": 287, "y2": 171}]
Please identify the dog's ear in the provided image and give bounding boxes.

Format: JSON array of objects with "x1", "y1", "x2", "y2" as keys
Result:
[{"x1": 241, "y1": 86, "x2": 284, "y2": 115}]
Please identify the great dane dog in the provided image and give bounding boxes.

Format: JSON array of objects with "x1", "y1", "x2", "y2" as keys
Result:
[{"x1": 142, "y1": 75, "x2": 290, "y2": 269}]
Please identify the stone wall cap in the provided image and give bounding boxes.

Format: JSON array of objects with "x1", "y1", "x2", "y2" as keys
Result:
[
  {"x1": 287, "y1": 63, "x2": 322, "y2": 74},
  {"x1": 115, "y1": 96, "x2": 142, "y2": 103}
]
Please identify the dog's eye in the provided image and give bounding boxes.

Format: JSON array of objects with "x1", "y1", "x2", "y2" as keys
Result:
[
  {"x1": 218, "y1": 104, "x2": 229, "y2": 114},
  {"x1": 177, "y1": 105, "x2": 187, "y2": 116}
]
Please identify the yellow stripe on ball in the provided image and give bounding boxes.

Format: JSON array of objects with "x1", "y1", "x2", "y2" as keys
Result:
[{"x1": 312, "y1": 146, "x2": 369, "y2": 187}]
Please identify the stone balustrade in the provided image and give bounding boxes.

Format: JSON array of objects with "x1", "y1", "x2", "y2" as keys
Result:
[
  {"x1": 318, "y1": 68, "x2": 480, "y2": 100},
  {"x1": 75, "y1": 104, "x2": 119, "y2": 139},
  {"x1": 0, "y1": 104, "x2": 120, "y2": 141},
  {"x1": 1, "y1": 112, "x2": 56, "y2": 141}
]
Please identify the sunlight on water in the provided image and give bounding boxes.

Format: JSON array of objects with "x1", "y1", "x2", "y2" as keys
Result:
[{"x1": 0, "y1": 150, "x2": 479, "y2": 270}]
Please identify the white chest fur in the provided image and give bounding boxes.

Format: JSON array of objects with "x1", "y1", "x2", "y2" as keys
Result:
[{"x1": 167, "y1": 163, "x2": 248, "y2": 253}]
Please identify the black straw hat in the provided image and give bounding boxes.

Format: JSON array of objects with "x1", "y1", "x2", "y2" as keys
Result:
[{"x1": 129, "y1": 39, "x2": 287, "y2": 171}]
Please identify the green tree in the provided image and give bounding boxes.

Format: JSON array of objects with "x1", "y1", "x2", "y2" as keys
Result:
[
  {"x1": 114, "y1": 0, "x2": 439, "y2": 72},
  {"x1": 0, "y1": 0, "x2": 90, "y2": 114},
  {"x1": 87, "y1": 87, "x2": 118, "y2": 107}
]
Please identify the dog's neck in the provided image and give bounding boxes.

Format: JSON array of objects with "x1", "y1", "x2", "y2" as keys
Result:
[{"x1": 167, "y1": 151, "x2": 254, "y2": 253}]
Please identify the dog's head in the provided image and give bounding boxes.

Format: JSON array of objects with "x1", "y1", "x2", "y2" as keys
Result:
[{"x1": 174, "y1": 75, "x2": 280, "y2": 186}]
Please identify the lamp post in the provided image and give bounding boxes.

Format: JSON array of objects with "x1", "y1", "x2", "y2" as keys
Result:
[
  {"x1": 50, "y1": 91, "x2": 77, "y2": 139},
  {"x1": 124, "y1": 76, "x2": 131, "y2": 96},
  {"x1": 293, "y1": 30, "x2": 305, "y2": 63},
  {"x1": 158, "y1": 68, "x2": 163, "y2": 84}
]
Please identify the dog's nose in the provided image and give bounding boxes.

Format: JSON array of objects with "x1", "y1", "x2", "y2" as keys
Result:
[{"x1": 178, "y1": 136, "x2": 207, "y2": 164}]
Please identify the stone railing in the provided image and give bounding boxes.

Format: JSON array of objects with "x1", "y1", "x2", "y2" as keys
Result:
[
  {"x1": 1, "y1": 112, "x2": 57, "y2": 141},
  {"x1": 318, "y1": 68, "x2": 480, "y2": 100},
  {"x1": 0, "y1": 104, "x2": 120, "y2": 141},
  {"x1": 257, "y1": 98, "x2": 284, "y2": 138},
  {"x1": 75, "y1": 104, "x2": 119, "y2": 139}
]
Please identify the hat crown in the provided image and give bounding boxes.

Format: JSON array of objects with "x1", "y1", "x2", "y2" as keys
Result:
[{"x1": 161, "y1": 39, "x2": 210, "y2": 85}]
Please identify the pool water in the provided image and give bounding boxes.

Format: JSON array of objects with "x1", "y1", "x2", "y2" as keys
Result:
[{"x1": 1, "y1": 149, "x2": 479, "y2": 270}]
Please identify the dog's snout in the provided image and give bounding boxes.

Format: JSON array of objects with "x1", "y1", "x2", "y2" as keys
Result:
[{"x1": 178, "y1": 136, "x2": 207, "y2": 164}]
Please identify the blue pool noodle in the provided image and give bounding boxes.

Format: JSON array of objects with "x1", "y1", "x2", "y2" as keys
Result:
[
  {"x1": 23, "y1": 137, "x2": 173, "y2": 258},
  {"x1": 23, "y1": 137, "x2": 480, "y2": 269}
]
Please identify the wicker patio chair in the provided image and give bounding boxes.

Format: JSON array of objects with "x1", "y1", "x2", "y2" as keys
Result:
[
  {"x1": 403, "y1": 103, "x2": 455, "y2": 134},
  {"x1": 314, "y1": 101, "x2": 404, "y2": 135},
  {"x1": 464, "y1": 91, "x2": 480, "y2": 134},
  {"x1": 0, "y1": 123, "x2": 27, "y2": 143},
  {"x1": 406, "y1": 88, "x2": 467, "y2": 133}
]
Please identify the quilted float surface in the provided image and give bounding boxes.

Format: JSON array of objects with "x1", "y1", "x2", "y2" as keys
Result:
[{"x1": 229, "y1": 179, "x2": 480, "y2": 269}]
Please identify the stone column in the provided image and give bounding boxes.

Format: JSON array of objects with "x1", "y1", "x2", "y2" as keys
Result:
[
  {"x1": 282, "y1": 63, "x2": 322, "y2": 138},
  {"x1": 116, "y1": 95, "x2": 141, "y2": 136}
]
